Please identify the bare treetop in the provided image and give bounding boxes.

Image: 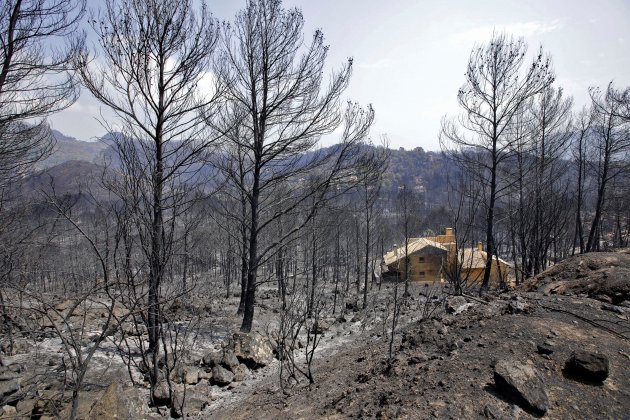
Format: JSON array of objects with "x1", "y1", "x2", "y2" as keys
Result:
[{"x1": 0, "y1": 0, "x2": 85, "y2": 184}]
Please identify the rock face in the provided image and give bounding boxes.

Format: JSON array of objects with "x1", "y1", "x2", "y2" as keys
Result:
[
  {"x1": 565, "y1": 351, "x2": 609, "y2": 383},
  {"x1": 229, "y1": 332, "x2": 274, "y2": 368},
  {"x1": 494, "y1": 360, "x2": 549, "y2": 415}
]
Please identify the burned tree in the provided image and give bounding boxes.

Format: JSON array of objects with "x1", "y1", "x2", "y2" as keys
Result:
[
  {"x1": 76, "y1": 0, "x2": 223, "y2": 395},
  {"x1": 211, "y1": 0, "x2": 378, "y2": 333},
  {"x1": 440, "y1": 32, "x2": 554, "y2": 293},
  {"x1": 585, "y1": 83, "x2": 630, "y2": 252},
  {"x1": 0, "y1": 0, "x2": 84, "y2": 184}
]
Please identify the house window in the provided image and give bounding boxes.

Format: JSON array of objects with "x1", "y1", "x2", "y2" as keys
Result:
[
  {"x1": 419, "y1": 271, "x2": 425, "y2": 276},
  {"x1": 419, "y1": 257, "x2": 425, "y2": 263}
]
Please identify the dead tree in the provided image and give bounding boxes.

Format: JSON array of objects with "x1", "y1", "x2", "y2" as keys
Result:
[
  {"x1": 76, "y1": 0, "x2": 222, "y2": 394},
  {"x1": 571, "y1": 106, "x2": 593, "y2": 254},
  {"x1": 0, "y1": 0, "x2": 84, "y2": 186},
  {"x1": 585, "y1": 83, "x2": 630, "y2": 252},
  {"x1": 210, "y1": 0, "x2": 377, "y2": 333},
  {"x1": 440, "y1": 32, "x2": 554, "y2": 293}
]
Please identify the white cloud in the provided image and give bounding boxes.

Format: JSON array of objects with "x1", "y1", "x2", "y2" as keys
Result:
[
  {"x1": 451, "y1": 19, "x2": 564, "y2": 45},
  {"x1": 356, "y1": 57, "x2": 395, "y2": 70}
]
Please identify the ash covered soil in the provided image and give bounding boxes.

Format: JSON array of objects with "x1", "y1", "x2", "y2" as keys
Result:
[
  {"x1": 1, "y1": 250, "x2": 629, "y2": 419},
  {"x1": 215, "y1": 251, "x2": 630, "y2": 419}
]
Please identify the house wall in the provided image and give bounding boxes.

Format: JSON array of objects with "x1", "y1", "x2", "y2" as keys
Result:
[
  {"x1": 462, "y1": 264, "x2": 509, "y2": 287},
  {"x1": 387, "y1": 252, "x2": 444, "y2": 283}
]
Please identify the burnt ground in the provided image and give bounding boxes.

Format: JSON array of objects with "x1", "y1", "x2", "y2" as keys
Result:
[
  {"x1": 1, "y1": 251, "x2": 629, "y2": 419},
  {"x1": 212, "y1": 251, "x2": 630, "y2": 420}
]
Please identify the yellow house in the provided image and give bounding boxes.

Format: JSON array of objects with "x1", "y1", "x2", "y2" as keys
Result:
[
  {"x1": 383, "y1": 228, "x2": 512, "y2": 287},
  {"x1": 382, "y1": 238, "x2": 447, "y2": 282}
]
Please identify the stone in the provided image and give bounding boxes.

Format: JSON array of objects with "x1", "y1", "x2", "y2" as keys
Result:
[
  {"x1": 505, "y1": 300, "x2": 530, "y2": 314},
  {"x1": 445, "y1": 296, "x2": 469, "y2": 314},
  {"x1": 211, "y1": 366, "x2": 234, "y2": 386},
  {"x1": 184, "y1": 368, "x2": 200, "y2": 385},
  {"x1": 232, "y1": 364, "x2": 250, "y2": 382},
  {"x1": 199, "y1": 369, "x2": 213, "y2": 381},
  {"x1": 229, "y1": 333, "x2": 274, "y2": 368},
  {"x1": 0, "y1": 378, "x2": 20, "y2": 399},
  {"x1": 565, "y1": 351, "x2": 609, "y2": 383},
  {"x1": 1, "y1": 405, "x2": 16, "y2": 416},
  {"x1": 312, "y1": 319, "x2": 332, "y2": 334},
  {"x1": 152, "y1": 380, "x2": 170, "y2": 403},
  {"x1": 172, "y1": 390, "x2": 207, "y2": 417},
  {"x1": 89, "y1": 383, "x2": 141, "y2": 419},
  {"x1": 537, "y1": 342, "x2": 555, "y2": 355},
  {"x1": 202, "y1": 350, "x2": 222, "y2": 367},
  {"x1": 222, "y1": 350, "x2": 240, "y2": 371},
  {"x1": 15, "y1": 398, "x2": 35, "y2": 416},
  {"x1": 494, "y1": 359, "x2": 549, "y2": 415}
]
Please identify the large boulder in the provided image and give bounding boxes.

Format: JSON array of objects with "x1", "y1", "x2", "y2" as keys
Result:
[
  {"x1": 229, "y1": 332, "x2": 274, "y2": 368},
  {"x1": 211, "y1": 366, "x2": 234, "y2": 386},
  {"x1": 494, "y1": 360, "x2": 549, "y2": 415},
  {"x1": 565, "y1": 351, "x2": 609, "y2": 383}
]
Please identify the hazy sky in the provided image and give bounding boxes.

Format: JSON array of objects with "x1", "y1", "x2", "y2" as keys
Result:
[{"x1": 50, "y1": 0, "x2": 630, "y2": 150}]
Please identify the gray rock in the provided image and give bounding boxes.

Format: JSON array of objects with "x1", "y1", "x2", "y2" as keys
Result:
[
  {"x1": 199, "y1": 369, "x2": 213, "y2": 381},
  {"x1": 152, "y1": 380, "x2": 170, "y2": 403},
  {"x1": 445, "y1": 296, "x2": 468, "y2": 314},
  {"x1": 494, "y1": 359, "x2": 549, "y2": 415},
  {"x1": 1, "y1": 405, "x2": 16, "y2": 416},
  {"x1": 0, "y1": 367, "x2": 20, "y2": 381},
  {"x1": 0, "y1": 379, "x2": 20, "y2": 399},
  {"x1": 222, "y1": 350, "x2": 240, "y2": 371},
  {"x1": 312, "y1": 319, "x2": 332, "y2": 334},
  {"x1": 232, "y1": 363, "x2": 250, "y2": 382},
  {"x1": 565, "y1": 351, "x2": 609, "y2": 383},
  {"x1": 536, "y1": 342, "x2": 555, "y2": 355},
  {"x1": 229, "y1": 332, "x2": 274, "y2": 368},
  {"x1": 184, "y1": 368, "x2": 200, "y2": 385},
  {"x1": 202, "y1": 350, "x2": 222, "y2": 367},
  {"x1": 211, "y1": 366, "x2": 234, "y2": 386},
  {"x1": 171, "y1": 389, "x2": 208, "y2": 417}
]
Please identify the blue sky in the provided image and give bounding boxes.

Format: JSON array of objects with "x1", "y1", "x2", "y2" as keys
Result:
[{"x1": 50, "y1": 0, "x2": 630, "y2": 150}]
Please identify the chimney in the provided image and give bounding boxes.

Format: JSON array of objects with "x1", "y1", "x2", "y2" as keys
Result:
[
  {"x1": 445, "y1": 227, "x2": 453, "y2": 236},
  {"x1": 477, "y1": 242, "x2": 483, "y2": 251}
]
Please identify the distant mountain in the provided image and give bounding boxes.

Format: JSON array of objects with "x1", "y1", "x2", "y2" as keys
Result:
[
  {"x1": 18, "y1": 160, "x2": 107, "y2": 199},
  {"x1": 25, "y1": 130, "x2": 455, "y2": 213},
  {"x1": 36, "y1": 130, "x2": 107, "y2": 169}
]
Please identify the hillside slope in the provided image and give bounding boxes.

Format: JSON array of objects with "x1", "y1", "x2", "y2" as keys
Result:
[{"x1": 213, "y1": 251, "x2": 630, "y2": 419}]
